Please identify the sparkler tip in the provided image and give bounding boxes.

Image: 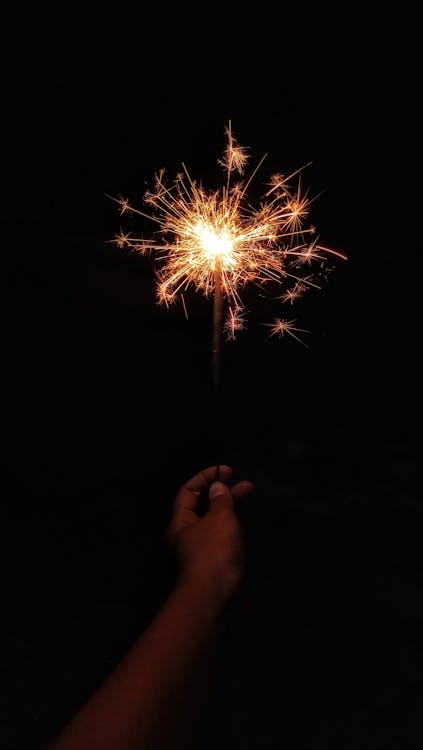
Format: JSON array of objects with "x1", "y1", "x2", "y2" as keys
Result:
[{"x1": 111, "y1": 122, "x2": 346, "y2": 346}]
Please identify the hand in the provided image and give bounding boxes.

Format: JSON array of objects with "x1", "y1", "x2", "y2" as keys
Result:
[{"x1": 166, "y1": 465, "x2": 254, "y2": 606}]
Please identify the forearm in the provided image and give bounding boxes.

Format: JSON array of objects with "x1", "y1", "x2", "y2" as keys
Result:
[{"x1": 49, "y1": 577, "x2": 227, "y2": 750}]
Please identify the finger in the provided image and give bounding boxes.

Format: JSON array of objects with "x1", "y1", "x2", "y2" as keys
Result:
[
  {"x1": 185, "y1": 464, "x2": 232, "y2": 492},
  {"x1": 208, "y1": 481, "x2": 234, "y2": 510},
  {"x1": 174, "y1": 465, "x2": 233, "y2": 512},
  {"x1": 231, "y1": 480, "x2": 255, "y2": 501}
]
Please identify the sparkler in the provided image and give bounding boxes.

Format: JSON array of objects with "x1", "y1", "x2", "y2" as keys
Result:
[{"x1": 110, "y1": 122, "x2": 346, "y2": 467}]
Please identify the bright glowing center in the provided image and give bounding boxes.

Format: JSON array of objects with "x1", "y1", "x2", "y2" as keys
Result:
[{"x1": 195, "y1": 223, "x2": 235, "y2": 266}]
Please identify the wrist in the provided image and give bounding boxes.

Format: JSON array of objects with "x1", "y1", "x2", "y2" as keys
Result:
[{"x1": 176, "y1": 568, "x2": 241, "y2": 612}]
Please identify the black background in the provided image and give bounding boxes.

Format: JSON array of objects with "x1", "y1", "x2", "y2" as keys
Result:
[{"x1": 2, "y1": 8, "x2": 422, "y2": 749}]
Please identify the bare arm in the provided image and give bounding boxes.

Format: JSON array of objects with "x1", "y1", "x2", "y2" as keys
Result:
[{"x1": 48, "y1": 465, "x2": 253, "y2": 750}]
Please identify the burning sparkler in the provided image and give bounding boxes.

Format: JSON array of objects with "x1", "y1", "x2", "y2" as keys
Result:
[{"x1": 110, "y1": 121, "x2": 346, "y2": 403}]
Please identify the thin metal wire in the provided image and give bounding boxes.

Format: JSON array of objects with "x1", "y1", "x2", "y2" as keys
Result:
[{"x1": 212, "y1": 260, "x2": 223, "y2": 481}]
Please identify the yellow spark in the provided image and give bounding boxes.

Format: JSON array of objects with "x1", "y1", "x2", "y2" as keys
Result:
[
  {"x1": 114, "y1": 230, "x2": 132, "y2": 248},
  {"x1": 279, "y1": 284, "x2": 307, "y2": 304},
  {"x1": 218, "y1": 122, "x2": 250, "y2": 175},
  {"x1": 117, "y1": 196, "x2": 132, "y2": 215},
  {"x1": 224, "y1": 307, "x2": 246, "y2": 341},
  {"x1": 263, "y1": 318, "x2": 310, "y2": 347}
]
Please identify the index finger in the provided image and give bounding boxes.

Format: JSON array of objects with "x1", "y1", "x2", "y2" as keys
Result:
[{"x1": 174, "y1": 464, "x2": 233, "y2": 512}]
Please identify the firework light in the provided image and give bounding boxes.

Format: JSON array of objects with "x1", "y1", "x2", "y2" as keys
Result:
[
  {"x1": 110, "y1": 122, "x2": 346, "y2": 354},
  {"x1": 109, "y1": 119, "x2": 348, "y2": 439}
]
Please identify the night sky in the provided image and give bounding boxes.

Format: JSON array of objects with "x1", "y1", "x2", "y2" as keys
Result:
[{"x1": 2, "y1": 10, "x2": 421, "y2": 749}]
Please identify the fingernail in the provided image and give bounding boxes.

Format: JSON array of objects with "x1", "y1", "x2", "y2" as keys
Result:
[{"x1": 209, "y1": 481, "x2": 228, "y2": 499}]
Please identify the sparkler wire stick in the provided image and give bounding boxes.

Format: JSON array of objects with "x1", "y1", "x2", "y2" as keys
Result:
[{"x1": 212, "y1": 257, "x2": 224, "y2": 479}]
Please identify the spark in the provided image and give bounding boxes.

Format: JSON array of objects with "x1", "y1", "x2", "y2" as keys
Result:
[
  {"x1": 218, "y1": 122, "x2": 250, "y2": 175},
  {"x1": 279, "y1": 283, "x2": 307, "y2": 304},
  {"x1": 111, "y1": 122, "x2": 346, "y2": 341},
  {"x1": 115, "y1": 196, "x2": 132, "y2": 215},
  {"x1": 263, "y1": 318, "x2": 310, "y2": 347},
  {"x1": 114, "y1": 230, "x2": 132, "y2": 249},
  {"x1": 224, "y1": 307, "x2": 247, "y2": 341}
]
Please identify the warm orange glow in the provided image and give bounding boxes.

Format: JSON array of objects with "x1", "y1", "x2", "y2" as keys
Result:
[
  {"x1": 195, "y1": 224, "x2": 235, "y2": 265},
  {"x1": 263, "y1": 318, "x2": 310, "y2": 346},
  {"x1": 111, "y1": 122, "x2": 346, "y2": 344}
]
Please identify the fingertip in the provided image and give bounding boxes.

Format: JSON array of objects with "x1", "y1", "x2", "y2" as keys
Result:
[
  {"x1": 208, "y1": 480, "x2": 234, "y2": 511},
  {"x1": 219, "y1": 464, "x2": 233, "y2": 473},
  {"x1": 182, "y1": 465, "x2": 232, "y2": 495},
  {"x1": 231, "y1": 480, "x2": 255, "y2": 500},
  {"x1": 209, "y1": 480, "x2": 229, "y2": 501}
]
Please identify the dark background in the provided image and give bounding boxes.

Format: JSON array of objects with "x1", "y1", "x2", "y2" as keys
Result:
[{"x1": 2, "y1": 9, "x2": 421, "y2": 749}]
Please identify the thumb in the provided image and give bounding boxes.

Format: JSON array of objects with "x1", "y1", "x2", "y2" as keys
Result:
[{"x1": 208, "y1": 481, "x2": 234, "y2": 510}]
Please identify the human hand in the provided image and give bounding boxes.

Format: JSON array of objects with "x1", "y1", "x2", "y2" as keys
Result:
[{"x1": 166, "y1": 466, "x2": 254, "y2": 606}]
